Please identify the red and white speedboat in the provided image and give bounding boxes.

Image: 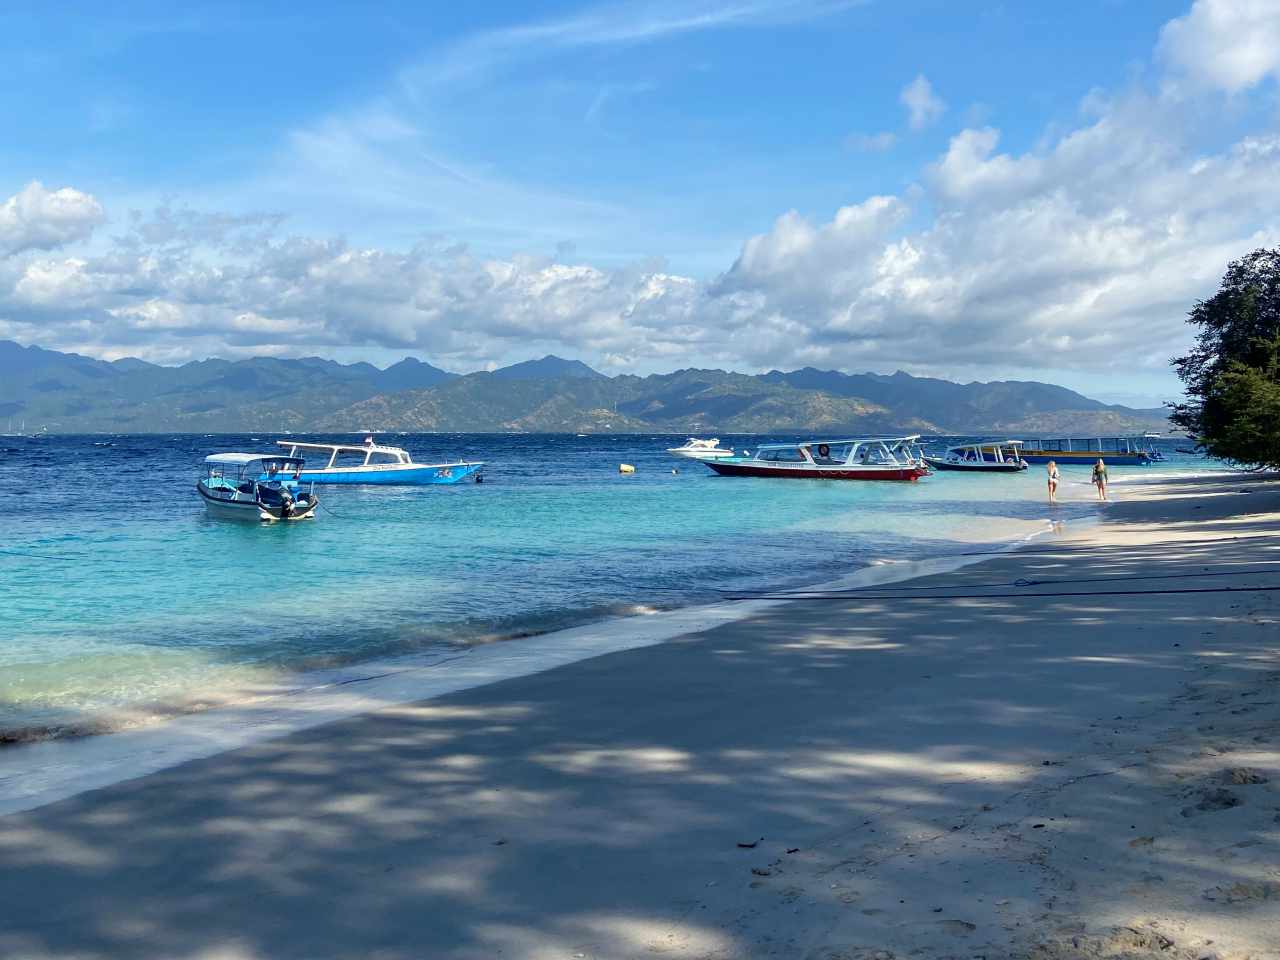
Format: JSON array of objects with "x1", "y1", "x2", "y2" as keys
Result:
[{"x1": 701, "y1": 436, "x2": 930, "y2": 481}]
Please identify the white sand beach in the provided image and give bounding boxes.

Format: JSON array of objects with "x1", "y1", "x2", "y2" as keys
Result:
[{"x1": 1, "y1": 472, "x2": 1277, "y2": 959}]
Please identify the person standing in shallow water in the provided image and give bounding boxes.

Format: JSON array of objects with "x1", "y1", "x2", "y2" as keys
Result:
[
  {"x1": 1047, "y1": 460, "x2": 1060, "y2": 505},
  {"x1": 1092, "y1": 458, "x2": 1108, "y2": 501}
]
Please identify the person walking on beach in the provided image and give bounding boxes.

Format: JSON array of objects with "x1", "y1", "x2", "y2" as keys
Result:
[
  {"x1": 1047, "y1": 460, "x2": 1060, "y2": 505},
  {"x1": 1092, "y1": 458, "x2": 1108, "y2": 501}
]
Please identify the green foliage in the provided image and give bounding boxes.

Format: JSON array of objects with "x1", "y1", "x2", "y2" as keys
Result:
[{"x1": 1172, "y1": 249, "x2": 1280, "y2": 467}]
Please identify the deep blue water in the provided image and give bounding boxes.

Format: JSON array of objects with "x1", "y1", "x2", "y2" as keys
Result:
[{"x1": 0, "y1": 433, "x2": 1199, "y2": 738}]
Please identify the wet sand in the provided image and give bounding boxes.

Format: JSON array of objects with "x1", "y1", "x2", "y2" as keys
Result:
[{"x1": 1, "y1": 472, "x2": 1277, "y2": 959}]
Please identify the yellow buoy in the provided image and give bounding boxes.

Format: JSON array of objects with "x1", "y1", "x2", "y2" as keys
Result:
[{"x1": 619, "y1": 463, "x2": 636, "y2": 474}]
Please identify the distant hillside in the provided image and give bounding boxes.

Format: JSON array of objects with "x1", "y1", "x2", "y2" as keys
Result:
[
  {"x1": 488, "y1": 355, "x2": 606, "y2": 381},
  {"x1": 0, "y1": 340, "x2": 1172, "y2": 435}
]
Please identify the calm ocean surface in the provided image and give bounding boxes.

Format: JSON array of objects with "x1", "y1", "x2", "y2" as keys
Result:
[{"x1": 0, "y1": 433, "x2": 1200, "y2": 740}]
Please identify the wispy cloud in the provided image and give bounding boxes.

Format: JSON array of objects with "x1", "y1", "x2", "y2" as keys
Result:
[
  {"x1": 900, "y1": 73, "x2": 945, "y2": 130},
  {"x1": 255, "y1": 0, "x2": 865, "y2": 258},
  {"x1": 402, "y1": 0, "x2": 867, "y2": 93},
  {"x1": 845, "y1": 131, "x2": 897, "y2": 152},
  {"x1": 584, "y1": 81, "x2": 658, "y2": 124}
]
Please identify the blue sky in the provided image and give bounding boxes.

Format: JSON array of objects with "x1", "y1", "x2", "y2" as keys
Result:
[
  {"x1": 0, "y1": 2, "x2": 1182, "y2": 264},
  {"x1": 1, "y1": 0, "x2": 1278, "y2": 406}
]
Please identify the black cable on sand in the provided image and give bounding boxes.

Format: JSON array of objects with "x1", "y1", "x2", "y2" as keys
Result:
[
  {"x1": 724, "y1": 584, "x2": 1280, "y2": 602},
  {"x1": 751, "y1": 565, "x2": 1280, "y2": 596}
]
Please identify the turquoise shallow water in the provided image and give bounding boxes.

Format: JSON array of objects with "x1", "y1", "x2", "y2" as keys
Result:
[{"x1": 0, "y1": 433, "x2": 1202, "y2": 739}]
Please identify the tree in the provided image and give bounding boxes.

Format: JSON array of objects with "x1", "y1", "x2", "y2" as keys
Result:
[{"x1": 1171, "y1": 249, "x2": 1280, "y2": 468}]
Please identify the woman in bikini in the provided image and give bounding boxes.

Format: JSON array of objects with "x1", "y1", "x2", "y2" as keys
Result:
[
  {"x1": 1092, "y1": 458, "x2": 1108, "y2": 501},
  {"x1": 1047, "y1": 460, "x2": 1060, "y2": 505}
]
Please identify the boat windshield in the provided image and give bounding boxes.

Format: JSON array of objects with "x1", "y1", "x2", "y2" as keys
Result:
[
  {"x1": 203, "y1": 454, "x2": 304, "y2": 485},
  {"x1": 810, "y1": 442, "x2": 855, "y2": 464},
  {"x1": 853, "y1": 442, "x2": 899, "y2": 465},
  {"x1": 250, "y1": 458, "x2": 303, "y2": 479},
  {"x1": 957, "y1": 444, "x2": 1017, "y2": 463}
]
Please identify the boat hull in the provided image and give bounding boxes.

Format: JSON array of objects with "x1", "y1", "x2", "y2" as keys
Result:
[
  {"x1": 703, "y1": 460, "x2": 928, "y2": 481},
  {"x1": 1018, "y1": 451, "x2": 1150, "y2": 466},
  {"x1": 196, "y1": 483, "x2": 318, "y2": 522},
  {"x1": 667, "y1": 448, "x2": 736, "y2": 460},
  {"x1": 924, "y1": 457, "x2": 1027, "y2": 472},
  {"x1": 294, "y1": 461, "x2": 484, "y2": 485}
]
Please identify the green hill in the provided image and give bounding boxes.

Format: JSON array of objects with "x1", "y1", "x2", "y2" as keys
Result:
[{"x1": 0, "y1": 341, "x2": 1171, "y2": 435}]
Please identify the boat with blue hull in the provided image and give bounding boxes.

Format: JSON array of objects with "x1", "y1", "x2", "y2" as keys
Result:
[
  {"x1": 276, "y1": 438, "x2": 484, "y2": 485},
  {"x1": 1016, "y1": 435, "x2": 1165, "y2": 466}
]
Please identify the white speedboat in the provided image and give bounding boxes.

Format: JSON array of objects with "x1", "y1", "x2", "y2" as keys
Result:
[
  {"x1": 666, "y1": 438, "x2": 735, "y2": 460},
  {"x1": 197, "y1": 453, "x2": 318, "y2": 521}
]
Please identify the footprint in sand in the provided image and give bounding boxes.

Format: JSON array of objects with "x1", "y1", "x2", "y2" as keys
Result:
[
  {"x1": 1180, "y1": 787, "x2": 1241, "y2": 817},
  {"x1": 1203, "y1": 881, "x2": 1279, "y2": 903}
]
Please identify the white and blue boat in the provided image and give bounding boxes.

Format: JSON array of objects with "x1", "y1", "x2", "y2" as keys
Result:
[
  {"x1": 276, "y1": 438, "x2": 484, "y2": 485},
  {"x1": 197, "y1": 453, "x2": 319, "y2": 522}
]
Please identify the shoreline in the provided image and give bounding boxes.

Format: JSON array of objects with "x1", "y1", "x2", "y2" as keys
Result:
[
  {"x1": 1, "y1": 471, "x2": 1276, "y2": 958},
  {"x1": 10, "y1": 467, "x2": 1251, "y2": 809},
  {"x1": 0, "y1": 513, "x2": 1074, "y2": 817},
  {"x1": 1, "y1": 495, "x2": 1085, "y2": 750}
]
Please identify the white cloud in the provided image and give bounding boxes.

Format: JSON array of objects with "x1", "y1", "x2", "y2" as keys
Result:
[
  {"x1": 927, "y1": 127, "x2": 1047, "y2": 205},
  {"x1": 844, "y1": 131, "x2": 897, "y2": 152},
  {"x1": 0, "y1": 181, "x2": 104, "y2": 257},
  {"x1": 708, "y1": 85, "x2": 1280, "y2": 375},
  {"x1": 1158, "y1": 0, "x2": 1280, "y2": 93},
  {"x1": 900, "y1": 74, "x2": 945, "y2": 131},
  {"x1": 4, "y1": 1, "x2": 1280, "y2": 390}
]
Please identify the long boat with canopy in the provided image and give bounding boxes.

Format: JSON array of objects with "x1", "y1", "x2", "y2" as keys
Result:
[
  {"x1": 1016, "y1": 435, "x2": 1164, "y2": 466},
  {"x1": 925, "y1": 440, "x2": 1027, "y2": 472},
  {"x1": 276, "y1": 438, "x2": 484, "y2": 485},
  {"x1": 700, "y1": 436, "x2": 930, "y2": 481}
]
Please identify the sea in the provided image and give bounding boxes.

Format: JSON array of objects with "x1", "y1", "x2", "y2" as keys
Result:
[{"x1": 0, "y1": 433, "x2": 1203, "y2": 744}]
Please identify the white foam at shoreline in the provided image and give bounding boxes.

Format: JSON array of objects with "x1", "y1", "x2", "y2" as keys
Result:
[{"x1": 0, "y1": 521, "x2": 1075, "y2": 818}]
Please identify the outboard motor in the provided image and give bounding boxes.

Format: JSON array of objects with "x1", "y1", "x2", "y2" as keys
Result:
[{"x1": 255, "y1": 482, "x2": 293, "y2": 518}]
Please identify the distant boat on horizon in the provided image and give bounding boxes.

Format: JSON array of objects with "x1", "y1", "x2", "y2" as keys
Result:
[{"x1": 667, "y1": 438, "x2": 736, "y2": 461}]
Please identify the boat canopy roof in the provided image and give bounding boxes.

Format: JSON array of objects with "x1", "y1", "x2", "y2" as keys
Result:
[
  {"x1": 756, "y1": 435, "x2": 921, "y2": 451},
  {"x1": 205, "y1": 452, "x2": 305, "y2": 467},
  {"x1": 276, "y1": 439, "x2": 409, "y2": 457},
  {"x1": 948, "y1": 439, "x2": 1023, "y2": 449}
]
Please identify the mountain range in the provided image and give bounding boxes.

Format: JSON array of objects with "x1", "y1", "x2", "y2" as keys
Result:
[{"x1": 0, "y1": 340, "x2": 1171, "y2": 435}]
